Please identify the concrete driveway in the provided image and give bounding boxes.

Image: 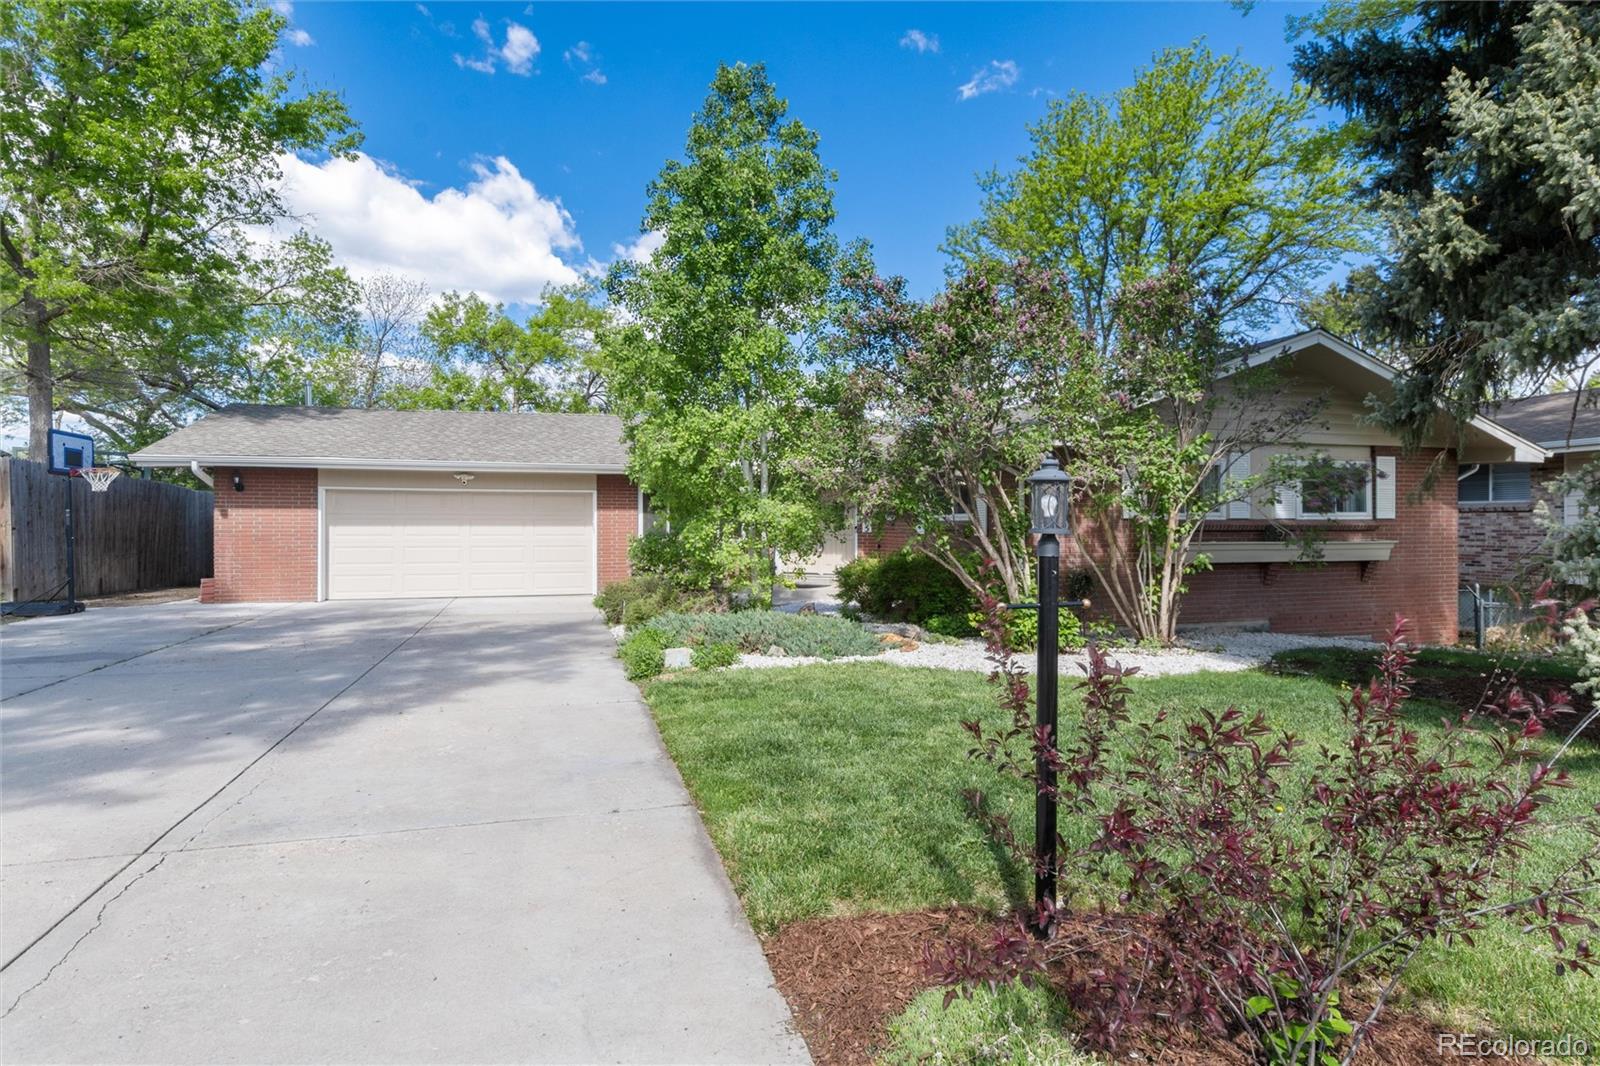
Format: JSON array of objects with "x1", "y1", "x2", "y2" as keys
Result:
[{"x1": 0, "y1": 597, "x2": 807, "y2": 1064}]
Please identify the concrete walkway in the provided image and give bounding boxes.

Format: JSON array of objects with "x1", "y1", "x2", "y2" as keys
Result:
[{"x1": 0, "y1": 597, "x2": 807, "y2": 1064}]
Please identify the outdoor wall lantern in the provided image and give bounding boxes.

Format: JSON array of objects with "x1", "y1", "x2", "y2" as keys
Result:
[
  {"x1": 232, "y1": 473, "x2": 244, "y2": 493},
  {"x1": 1026, "y1": 453, "x2": 1075, "y2": 937}
]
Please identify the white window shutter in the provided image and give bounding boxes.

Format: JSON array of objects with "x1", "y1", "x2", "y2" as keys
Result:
[
  {"x1": 1273, "y1": 481, "x2": 1299, "y2": 520},
  {"x1": 1374, "y1": 455, "x2": 1397, "y2": 520},
  {"x1": 1567, "y1": 487, "x2": 1582, "y2": 526},
  {"x1": 1227, "y1": 452, "x2": 1253, "y2": 518}
]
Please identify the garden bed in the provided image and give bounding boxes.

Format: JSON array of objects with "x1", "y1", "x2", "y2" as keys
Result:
[
  {"x1": 1269, "y1": 645, "x2": 1596, "y2": 741},
  {"x1": 644, "y1": 663, "x2": 1600, "y2": 1058},
  {"x1": 764, "y1": 908, "x2": 1538, "y2": 1065}
]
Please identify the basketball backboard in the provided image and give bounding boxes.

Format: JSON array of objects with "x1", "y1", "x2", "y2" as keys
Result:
[{"x1": 48, "y1": 428, "x2": 95, "y2": 475}]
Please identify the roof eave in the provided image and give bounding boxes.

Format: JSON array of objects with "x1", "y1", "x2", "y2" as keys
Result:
[
  {"x1": 129, "y1": 454, "x2": 628, "y2": 474},
  {"x1": 1537, "y1": 435, "x2": 1600, "y2": 453}
]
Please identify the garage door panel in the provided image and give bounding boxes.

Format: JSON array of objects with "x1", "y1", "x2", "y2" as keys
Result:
[{"x1": 325, "y1": 490, "x2": 593, "y2": 600}]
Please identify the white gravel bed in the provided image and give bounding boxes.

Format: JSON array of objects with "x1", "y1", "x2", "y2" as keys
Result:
[{"x1": 730, "y1": 627, "x2": 1376, "y2": 677}]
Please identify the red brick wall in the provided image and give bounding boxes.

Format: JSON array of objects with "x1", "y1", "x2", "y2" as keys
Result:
[
  {"x1": 206, "y1": 468, "x2": 639, "y2": 602},
  {"x1": 860, "y1": 520, "x2": 914, "y2": 558},
  {"x1": 597, "y1": 474, "x2": 637, "y2": 588},
  {"x1": 207, "y1": 467, "x2": 318, "y2": 602},
  {"x1": 1458, "y1": 459, "x2": 1564, "y2": 588},
  {"x1": 1175, "y1": 448, "x2": 1458, "y2": 643}
]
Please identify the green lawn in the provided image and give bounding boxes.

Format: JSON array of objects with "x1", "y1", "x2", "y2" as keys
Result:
[{"x1": 642, "y1": 660, "x2": 1600, "y2": 1047}]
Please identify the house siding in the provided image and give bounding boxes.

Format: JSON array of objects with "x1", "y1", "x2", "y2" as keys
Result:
[
  {"x1": 597, "y1": 473, "x2": 636, "y2": 588},
  {"x1": 1159, "y1": 447, "x2": 1457, "y2": 643},
  {"x1": 204, "y1": 467, "x2": 319, "y2": 603},
  {"x1": 1458, "y1": 458, "x2": 1568, "y2": 589},
  {"x1": 863, "y1": 449, "x2": 1459, "y2": 644},
  {"x1": 201, "y1": 466, "x2": 638, "y2": 603}
]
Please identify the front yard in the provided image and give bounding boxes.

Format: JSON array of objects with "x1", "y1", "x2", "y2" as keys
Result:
[{"x1": 642, "y1": 657, "x2": 1600, "y2": 1063}]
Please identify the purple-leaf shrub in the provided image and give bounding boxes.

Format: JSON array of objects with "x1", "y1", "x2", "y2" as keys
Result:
[{"x1": 934, "y1": 590, "x2": 1600, "y2": 1065}]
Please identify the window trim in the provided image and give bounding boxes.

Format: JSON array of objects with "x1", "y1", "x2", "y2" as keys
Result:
[
  {"x1": 1298, "y1": 458, "x2": 1374, "y2": 520},
  {"x1": 1457, "y1": 463, "x2": 1533, "y2": 505}
]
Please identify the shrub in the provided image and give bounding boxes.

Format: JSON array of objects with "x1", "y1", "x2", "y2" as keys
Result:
[
  {"x1": 618, "y1": 627, "x2": 670, "y2": 680},
  {"x1": 834, "y1": 555, "x2": 880, "y2": 610},
  {"x1": 934, "y1": 595, "x2": 1600, "y2": 1065},
  {"x1": 691, "y1": 642, "x2": 741, "y2": 670},
  {"x1": 924, "y1": 612, "x2": 979, "y2": 638},
  {"x1": 644, "y1": 610, "x2": 883, "y2": 659},
  {"x1": 840, "y1": 549, "x2": 975, "y2": 624},
  {"x1": 964, "y1": 607, "x2": 1083, "y2": 652},
  {"x1": 595, "y1": 574, "x2": 716, "y2": 628}
]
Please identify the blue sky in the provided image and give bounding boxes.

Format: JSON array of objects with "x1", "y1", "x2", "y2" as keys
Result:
[{"x1": 272, "y1": 1, "x2": 1320, "y2": 303}]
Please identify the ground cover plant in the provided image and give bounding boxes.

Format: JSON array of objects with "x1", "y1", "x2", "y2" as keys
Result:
[
  {"x1": 641, "y1": 653, "x2": 1600, "y2": 1061},
  {"x1": 642, "y1": 609, "x2": 883, "y2": 659}
]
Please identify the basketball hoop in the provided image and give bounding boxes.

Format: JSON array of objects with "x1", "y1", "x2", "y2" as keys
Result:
[{"x1": 74, "y1": 466, "x2": 122, "y2": 493}]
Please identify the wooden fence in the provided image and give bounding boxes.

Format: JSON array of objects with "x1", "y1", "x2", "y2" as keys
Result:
[{"x1": 0, "y1": 458, "x2": 213, "y2": 603}]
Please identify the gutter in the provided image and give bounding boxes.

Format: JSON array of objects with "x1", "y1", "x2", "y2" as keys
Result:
[
  {"x1": 131, "y1": 455, "x2": 628, "y2": 475},
  {"x1": 189, "y1": 460, "x2": 214, "y2": 487}
]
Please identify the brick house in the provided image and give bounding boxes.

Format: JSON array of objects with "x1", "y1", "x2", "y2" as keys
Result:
[
  {"x1": 131, "y1": 332, "x2": 1547, "y2": 642},
  {"x1": 1456, "y1": 389, "x2": 1598, "y2": 598},
  {"x1": 854, "y1": 331, "x2": 1547, "y2": 644},
  {"x1": 130, "y1": 408, "x2": 641, "y2": 603}
]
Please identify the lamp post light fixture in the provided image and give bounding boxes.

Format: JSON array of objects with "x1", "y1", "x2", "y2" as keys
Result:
[{"x1": 1027, "y1": 454, "x2": 1073, "y2": 935}]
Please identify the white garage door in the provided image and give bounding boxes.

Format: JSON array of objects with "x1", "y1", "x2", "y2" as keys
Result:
[{"x1": 324, "y1": 490, "x2": 594, "y2": 599}]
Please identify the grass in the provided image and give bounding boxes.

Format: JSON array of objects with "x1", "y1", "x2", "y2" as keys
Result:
[
  {"x1": 642, "y1": 660, "x2": 1600, "y2": 1048},
  {"x1": 880, "y1": 984, "x2": 1098, "y2": 1066}
]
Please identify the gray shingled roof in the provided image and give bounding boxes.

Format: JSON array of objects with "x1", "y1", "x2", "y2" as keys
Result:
[
  {"x1": 130, "y1": 405, "x2": 628, "y2": 470},
  {"x1": 1484, "y1": 389, "x2": 1600, "y2": 450}
]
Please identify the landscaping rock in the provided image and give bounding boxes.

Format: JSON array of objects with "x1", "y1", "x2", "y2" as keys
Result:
[
  {"x1": 878, "y1": 633, "x2": 920, "y2": 652},
  {"x1": 863, "y1": 621, "x2": 927, "y2": 641},
  {"x1": 765, "y1": 645, "x2": 787, "y2": 657},
  {"x1": 663, "y1": 646, "x2": 694, "y2": 670}
]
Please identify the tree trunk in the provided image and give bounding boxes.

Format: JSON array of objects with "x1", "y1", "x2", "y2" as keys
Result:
[{"x1": 23, "y1": 292, "x2": 53, "y2": 462}]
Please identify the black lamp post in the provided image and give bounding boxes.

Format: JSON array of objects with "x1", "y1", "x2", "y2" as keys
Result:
[{"x1": 1027, "y1": 454, "x2": 1072, "y2": 934}]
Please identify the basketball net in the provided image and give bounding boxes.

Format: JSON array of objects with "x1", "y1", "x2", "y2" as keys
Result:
[{"x1": 74, "y1": 466, "x2": 122, "y2": 493}]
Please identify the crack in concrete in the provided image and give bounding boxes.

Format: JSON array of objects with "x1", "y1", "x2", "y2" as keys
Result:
[
  {"x1": 2, "y1": 853, "x2": 170, "y2": 1019},
  {"x1": 0, "y1": 600, "x2": 453, "y2": 978},
  {"x1": 1, "y1": 606, "x2": 293, "y2": 703}
]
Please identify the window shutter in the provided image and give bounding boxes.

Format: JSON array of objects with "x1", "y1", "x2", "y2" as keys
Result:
[
  {"x1": 1273, "y1": 481, "x2": 1299, "y2": 520},
  {"x1": 1227, "y1": 453, "x2": 1253, "y2": 518},
  {"x1": 1374, "y1": 455, "x2": 1397, "y2": 519},
  {"x1": 1567, "y1": 487, "x2": 1583, "y2": 526}
]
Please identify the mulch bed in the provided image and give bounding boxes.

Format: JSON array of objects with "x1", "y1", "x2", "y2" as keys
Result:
[
  {"x1": 1418, "y1": 673, "x2": 1599, "y2": 745},
  {"x1": 763, "y1": 908, "x2": 1537, "y2": 1066}
]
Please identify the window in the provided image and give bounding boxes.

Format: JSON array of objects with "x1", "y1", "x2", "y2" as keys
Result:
[
  {"x1": 1300, "y1": 460, "x2": 1372, "y2": 519},
  {"x1": 638, "y1": 491, "x2": 665, "y2": 535},
  {"x1": 1457, "y1": 463, "x2": 1532, "y2": 504}
]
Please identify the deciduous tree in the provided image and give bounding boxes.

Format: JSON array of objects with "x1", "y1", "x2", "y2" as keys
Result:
[
  {"x1": 0, "y1": 0, "x2": 360, "y2": 457},
  {"x1": 604, "y1": 63, "x2": 842, "y2": 595}
]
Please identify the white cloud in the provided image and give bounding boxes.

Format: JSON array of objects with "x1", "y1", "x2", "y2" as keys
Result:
[
  {"x1": 565, "y1": 40, "x2": 606, "y2": 85},
  {"x1": 612, "y1": 230, "x2": 665, "y2": 263},
  {"x1": 957, "y1": 59, "x2": 1019, "y2": 100},
  {"x1": 275, "y1": 152, "x2": 584, "y2": 305},
  {"x1": 455, "y1": 18, "x2": 539, "y2": 76},
  {"x1": 899, "y1": 29, "x2": 939, "y2": 54},
  {"x1": 287, "y1": 27, "x2": 314, "y2": 46},
  {"x1": 271, "y1": 0, "x2": 293, "y2": 15},
  {"x1": 500, "y1": 23, "x2": 539, "y2": 74}
]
